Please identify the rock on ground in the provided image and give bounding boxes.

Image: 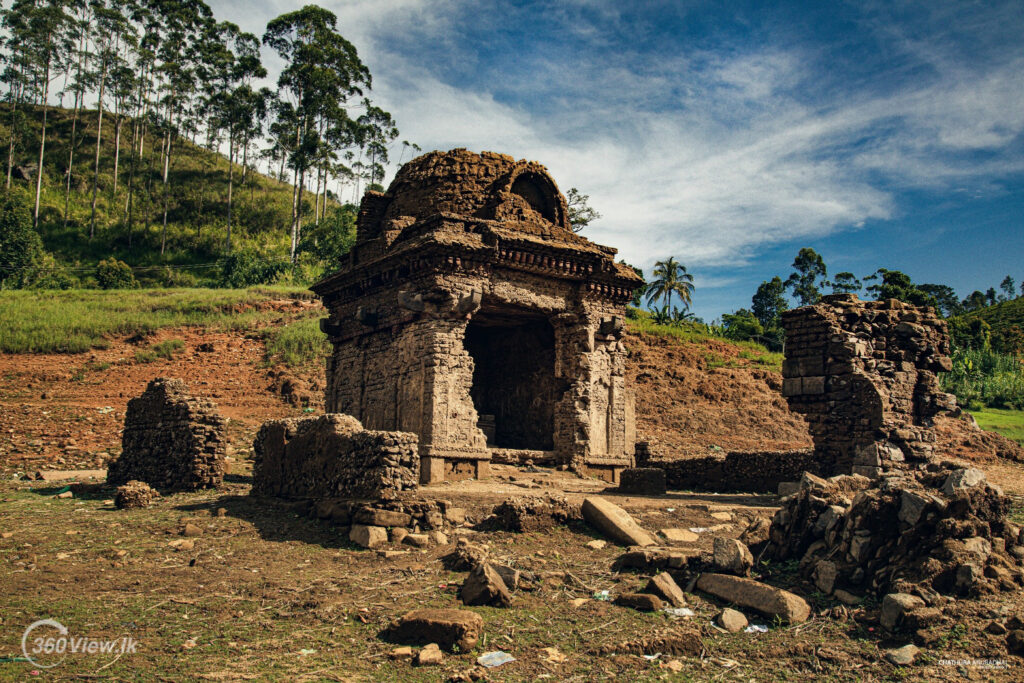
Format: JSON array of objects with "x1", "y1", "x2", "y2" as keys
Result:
[
  {"x1": 415, "y1": 643, "x2": 443, "y2": 666},
  {"x1": 696, "y1": 573, "x2": 811, "y2": 624},
  {"x1": 459, "y1": 563, "x2": 512, "y2": 607},
  {"x1": 349, "y1": 524, "x2": 388, "y2": 549},
  {"x1": 716, "y1": 608, "x2": 748, "y2": 633},
  {"x1": 646, "y1": 572, "x2": 687, "y2": 607},
  {"x1": 712, "y1": 537, "x2": 753, "y2": 576},
  {"x1": 581, "y1": 497, "x2": 657, "y2": 547},
  {"x1": 885, "y1": 644, "x2": 919, "y2": 666},
  {"x1": 613, "y1": 593, "x2": 664, "y2": 611},
  {"x1": 381, "y1": 609, "x2": 484, "y2": 652},
  {"x1": 114, "y1": 480, "x2": 159, "y2": 509}
]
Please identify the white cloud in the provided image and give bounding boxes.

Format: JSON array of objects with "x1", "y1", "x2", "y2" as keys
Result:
[{"x1": 215, "y1": 0, "x2": 1024, "y2": 281}]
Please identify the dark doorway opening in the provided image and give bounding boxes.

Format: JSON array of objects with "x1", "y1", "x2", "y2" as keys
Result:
[{"x1": 464, "y1": 311, "x2": 558, "y2": 450}]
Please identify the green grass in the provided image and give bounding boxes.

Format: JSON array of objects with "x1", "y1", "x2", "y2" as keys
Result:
[
  {"x1": 263, "y1": 317, "x2": 330, "y2": 368},
  {"x1": 970, "y1": 407, "x2": 1024, "y2": 445},
  {"x1": 0, "y1": 287, "x2": 311, "y2": 353},
  {"x1": 628, "y1": 316, "x2": 784, "y2": 370},
  {"x1": 135, "y1": 338, "x2": 185, "y2": 363}
]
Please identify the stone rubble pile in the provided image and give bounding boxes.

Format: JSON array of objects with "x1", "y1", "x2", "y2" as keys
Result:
[
  {"x1": 107, "y1": 378, "x2": 226, "y2": 491},
  {"x1": 113, "y1": 480, "x2": 159, "y2": 509},
  {"x1": 767, "y1": 466, "x2": 1024, "y2": 600}
]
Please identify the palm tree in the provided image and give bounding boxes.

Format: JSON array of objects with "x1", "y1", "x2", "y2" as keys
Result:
[{"x1": 645, "y1": 257, "x2": 695, "y2": 312}]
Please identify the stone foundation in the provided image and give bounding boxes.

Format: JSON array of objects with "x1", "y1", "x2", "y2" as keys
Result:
[
  {"x1": 637, "y1": 444, "x2": 817, "y2": 493},
  {"x1": 780, "y1": 295, "x2": 957, "y2": 476},
  {"x1": 252, "y1": 414, "x2": 419, "y2": 500},
  {"x1": 107, "y1": 378, "x2": 226, "y2": 491}
]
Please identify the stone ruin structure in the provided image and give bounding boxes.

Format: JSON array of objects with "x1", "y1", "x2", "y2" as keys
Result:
[
  {"x1": 107, "y1": 378, "x2": 226, "y2": 490},
  {"x1": 252, "y1": 414, "x2": 419, "y2": 500},
  {"x1": 780, "y1": 295, "x2": 957, "y2": 477},
  {"x1": 311, "y1": 149, "x2": 644, "y2": 484}
]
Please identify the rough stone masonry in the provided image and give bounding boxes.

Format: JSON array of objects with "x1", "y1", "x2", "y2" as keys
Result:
[
  {"x1": 311, "y1": 149, "x2": 644, "y2": 484},
  {"x1": 780, "y1": 294, "x2": 958, "y2": 477},
  {"x1": 252, "y1": 414, "x2": 419, "y2": 500},
  {"x1": 107, "y1": 378, "x2": 226, "y2": 490}
]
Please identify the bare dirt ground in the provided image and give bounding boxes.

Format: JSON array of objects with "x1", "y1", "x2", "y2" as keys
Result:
[{"x1": 2, "y1": 324, "x2": 1024, "y2": 680}]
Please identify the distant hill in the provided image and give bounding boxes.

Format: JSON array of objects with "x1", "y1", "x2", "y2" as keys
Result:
[
  {"x1": 954, "y1": 297, "x2": 1024, "y2": 354},
  {"x1": 1, "y1": 104, "x2": 350, "y2": 284}
]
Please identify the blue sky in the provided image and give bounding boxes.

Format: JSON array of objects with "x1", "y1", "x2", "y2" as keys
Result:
[{"x1": 218, "y1": 0, "x2": 1024, "y2": 320}]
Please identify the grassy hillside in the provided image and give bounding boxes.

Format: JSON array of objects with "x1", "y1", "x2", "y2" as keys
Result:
[
  {"x1": 1, "y1": 104, "x2": 352, "y2": 284},
  {"x1": 962, "y1": 297, "x2": 1024, "y2": 337}
]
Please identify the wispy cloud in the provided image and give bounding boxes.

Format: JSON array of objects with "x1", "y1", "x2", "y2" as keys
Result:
[{"x1": 222, "y1": 0, "x2": 1024, "y2": 281}]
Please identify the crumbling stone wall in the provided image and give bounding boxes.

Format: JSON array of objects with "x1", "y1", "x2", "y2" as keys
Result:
[
  {"x1": 107, "y1": 378, "x2": 226, "y2": 490},
  {"x1": 637, "y1": 443, "x2": 817, "y2": 493},
  {"x1": 252, "y1": 414, "x2": 419, "y2": 500},
  {"x1": 781, "y1": 295, "x2": 957, "y2": 476},
  {"x1": 312, "y1": 149, "x2": 643, "y2": 484}
]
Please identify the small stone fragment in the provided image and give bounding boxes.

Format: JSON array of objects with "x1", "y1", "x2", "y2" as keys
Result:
[
  {"x1": 880, "y1": 593, "x2": 925, "y2": 631},
  {"x1": 716, "y1": 608, "x2": 748, "y2": 633},
  {"x1": 661, "y1": 528, "x2": 699, "y2": 543},
  {"x1": 416, "y1": 643, "x2": 443, "y2": 666},
  {"x1": 350, "y1": 524, "x2": 388, "y2": 549},
  {"x1": 585, "y1": 539, "x2": 607, "y2": 550},
  {"x1": 885, "y1": 644, "x2": 919, "y2": 666},
  {"x1": 645, "y1": 572, "x2": 687, "y2": 607},
  {"x1": 182, "y1": 522, "x2": 203, "y2": 537},
  {"x1": 460, "y1": 563, "x2": 512, "y2": 607},
  {"x1": 613, "y1": 593, "x2": 664, "y2": 611}
]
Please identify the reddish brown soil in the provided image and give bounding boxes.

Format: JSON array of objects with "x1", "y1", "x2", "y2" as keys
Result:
[{"x1": 627, "y1": 331, "x2": 812, "y2": 456}]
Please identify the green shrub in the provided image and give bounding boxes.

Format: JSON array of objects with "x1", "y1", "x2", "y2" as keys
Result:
[
  {"x1": 217, "y1": 248, "x2": 289, "y2": 288},
  {"x1": 263, "y1": 318, "x2": 329, "y2": 367},
  {"x1": 96, "y1": 258, "x2": 137, "y2": 289},
  {"x1": 941, "y1": 347, "x2": 1024, "y2": 410},
  {"x1": 0, "y1": 189, "x2": 43, "y2": 289}
]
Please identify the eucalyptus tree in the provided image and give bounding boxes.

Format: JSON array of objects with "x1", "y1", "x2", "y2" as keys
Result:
[
  {"x1": 264, "y1": 4, "x2": 373, "y2": 261},
  {"x1": 60, "y1": 0, "x2": 93, "y2": 228},
  {"x1": 87, "y1": 0, "x2": 131, "y2": 237},
  {"x1": 27, "y1": 0, "x2": 75, "y2": 228},
  {"x1": 1, "y1": 0, "x2": 36, "y2": 188},
  {"x1": 784, "y1": 247, "x2": 828, "y2": 306}
]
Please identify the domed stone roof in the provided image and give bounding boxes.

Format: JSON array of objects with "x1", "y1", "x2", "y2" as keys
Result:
[{"x1": 364, "y1": 148, "x2": 591, "y2": 247}]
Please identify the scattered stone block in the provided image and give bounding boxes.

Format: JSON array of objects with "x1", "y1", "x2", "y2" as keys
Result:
[
  {"x1": 428, "y1": 530, "x2": 449, "y2": 545},
  {"x1": 586, "y1": 539, "x2": 607, "y2": 550},
  {"x1": 582, "y1": 497, "x2": 657, "y2": 547},
  {"x1": 350, "y1": 524, "x2": 388, "y2": 549},
  {"x1": 941, "y1": 468, "x2": 986, "y2": 497},
  {"x1": 382, "y1": 609, "x2": 485, "y2": 652},
  {"x1": 114, "y1": 480, "x2": 158, "y2": 509},
  {"x1": 415, "y1": 643, "x2": 443, "y2": 666},
  {"x1": 661, "y1": 528, "x2": 699, "y2": 543},
  {"x1": 646, "y1": 572, "x2": 687, "y2": 607},
  {"x1": 712, "y1": 537, "x2": 753, "y2": 576},
  {"x1": 695, "y1": 573, "x2": 811, "y2": 624},
  {"x1": 716, "y1": 608, "x2": 748, "y2": 633},
  {"x1": 880, "y1": 593, "x2": 925, "y2": 631},
  {"x1": 403, "y1": 533, "x2": 430, "y2": 548},
  {"x1": 460, "y1": 563, "x2": 512, "y2": 607},
  {"x1": 182, "y1": 523, "x2": 203, "y2": 537},
  {"x1": 613, "y1": 593, "x2": 664, "y2": 611},
  {"x1": 354, "y1": 508, "x2": 412, "y2": 527}
]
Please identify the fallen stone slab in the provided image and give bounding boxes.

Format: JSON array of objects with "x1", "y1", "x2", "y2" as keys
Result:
[
  {"x1": 381, "y1": 609, "x2": 485, "y2": 652},
  {"x1": 646, "y1": 572, "x2": 687, "y2": 607},
  {"x1": 661, "y1": 528, "x2": 699, "y2": 543},
  {"x1": 613, "y1": 547, "x2": 697, "y2": 571},
  {"x1": 460, "y1": 563, "x2": 512, "y2": 607},
  {"x1": 695, "y1": 573, "x2": 811, "y2": 624},
  {"x1": 354, "y1": 507, "x2": 413, "y2": 527},
  {"x1": 582, "y1": 497, "x2": 657, "y2": 547}
]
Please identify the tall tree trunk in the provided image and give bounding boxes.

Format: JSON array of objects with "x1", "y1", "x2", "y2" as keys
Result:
[
  {"x1": 112, "y1": 116, "x2": 122, "y2": 195},
  {"x1": 159, "y1": 128, "x2": 171, "y2": 255},
  {"x1": 225, "y1": 128, "x2": 234, "y2": 251},
  {"x1": 33, "y1": 37, "x2": 53, "y2": 230},
  {"x1": 7, "y1": 75, "x2": 25, "y2": 188},
  {"x1": 62, "y1": 96, "x2": 81, "y2": 227},
  {"x1": 89, "y1": 58, "x2": 108, "y2": 239}
]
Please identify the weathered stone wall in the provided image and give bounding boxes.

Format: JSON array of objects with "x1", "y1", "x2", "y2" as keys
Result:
[
  {"x1": 780, "y1": 295, "x2": 956, "y2": 477},
  {"x1": 107, "y1": 378, "x2": 226, "y2": 491},
  {"x1": 637, "y1": 444, "x2": 817, "y2": 493},
  {"x1": 252, "y1": 413, "x2": 419, "y2": 500}
]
